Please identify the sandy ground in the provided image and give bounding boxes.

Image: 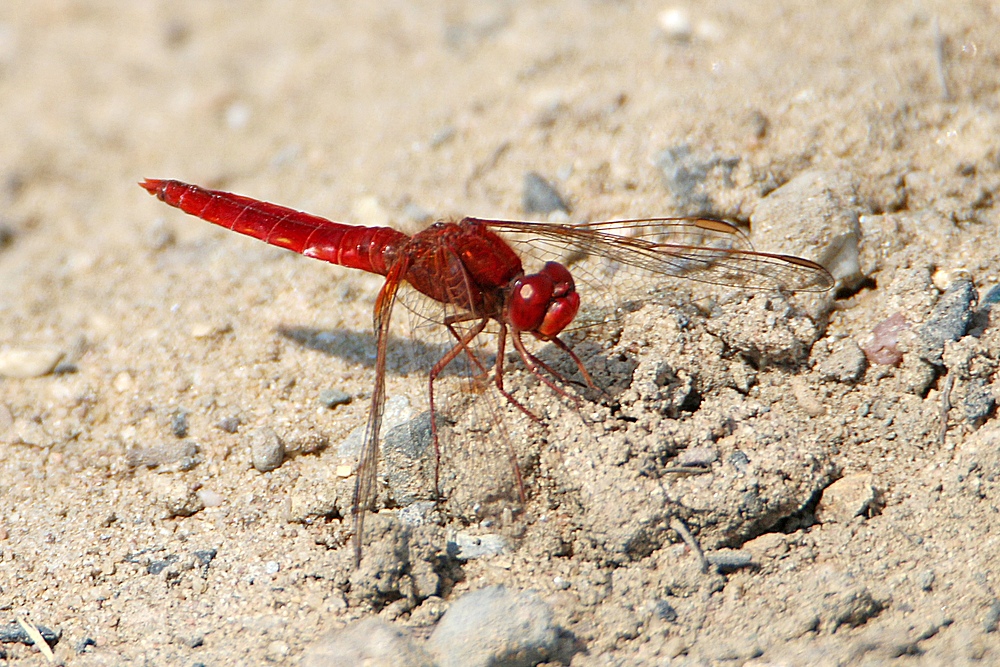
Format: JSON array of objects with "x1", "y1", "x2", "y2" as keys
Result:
[{"x1": 2, "y1": 1, "x2": 1000, "y2": 665}]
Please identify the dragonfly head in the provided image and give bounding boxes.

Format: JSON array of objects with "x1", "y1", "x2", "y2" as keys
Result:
[{"x1": 508, "y1": 261, "x2": 580, "y2": 338}]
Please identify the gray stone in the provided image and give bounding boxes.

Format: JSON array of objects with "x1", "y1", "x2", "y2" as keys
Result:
[
  {"x1": 706, "y1": 549, "x2": 754, "y2": 572},
  {"x1": 427, "y1": 586, "x2": 559, "y2": 667},
  {"x1": 382, "y1": 412, "x2": 437, "y2": 506},
  {"x1": 249, "y1": 427, "x2": 284, "y2": 472},
  {"x1": 751, "y1": 169, "x2": 863, "y2": 290},
  {"x1": 963, "y1": 378, "x2": 995, "y2": 427},
  {"x1": 918, "y1": 279, "x2": 976, "y2": 365},
  {"x1": 522, "y1": 172, "x2": 569, "y2": 215},
  {"x1": 301, "y1": 618, "x2": 433, "y2": 667},
  {"x1": 447, "y1": 532, "x2": 512, "y2": 560},
  {"x1": 318, "y1": 388, "x2": 352, "y2": 408}
]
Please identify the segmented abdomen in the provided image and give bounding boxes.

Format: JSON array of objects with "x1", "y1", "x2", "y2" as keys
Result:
[{"x1": 140, "y1": 179, "x2": 408, "y2": 276}]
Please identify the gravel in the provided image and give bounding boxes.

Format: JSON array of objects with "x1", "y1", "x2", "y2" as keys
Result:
[{"x1": 426, "y1": 586, "x2": 559, "y2": 667}]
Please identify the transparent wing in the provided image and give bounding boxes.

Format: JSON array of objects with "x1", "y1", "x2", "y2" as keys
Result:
[
  {"x1": 352, "y1": 258, "x2": 408, "y2": 566},
  {"x1": 476, "y1": 217, "x2": 834, "y2": 293}
]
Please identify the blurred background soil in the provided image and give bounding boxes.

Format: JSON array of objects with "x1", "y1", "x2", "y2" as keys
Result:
[{"x1": 1, "y1": 1, "x2": 1000, "y2": 665}]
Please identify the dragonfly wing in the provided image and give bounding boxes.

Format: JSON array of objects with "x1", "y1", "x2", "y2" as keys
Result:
[
  {"x1": 352, "y1": 257, "x2": 410, "y2": 566},
  {"x1": 477, "y1": 217, "x2": 834, "y2": 293}
]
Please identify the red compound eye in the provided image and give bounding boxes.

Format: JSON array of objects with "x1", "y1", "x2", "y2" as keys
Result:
[
  {"x1": 508, "y1": 262, "x2": 579, "y2": 337},
  {"x1": 509, "y1": 273, "x2": 554, "y2": 332}
]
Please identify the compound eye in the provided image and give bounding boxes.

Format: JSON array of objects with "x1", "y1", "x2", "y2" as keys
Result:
[
  {"x1": 509, "y1": 274, "x2": 554, "y2": 332},
  {"x1": 541, "y1": 261, "x2": 574, "y2": 296},
  {"x1": 536, "y1": 290, "x2": 579, "y2": 338}
]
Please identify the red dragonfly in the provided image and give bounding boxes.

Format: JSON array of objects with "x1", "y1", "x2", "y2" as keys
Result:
[{"x1": 140, "y1": 178, "x2": 834, "y2": 565}]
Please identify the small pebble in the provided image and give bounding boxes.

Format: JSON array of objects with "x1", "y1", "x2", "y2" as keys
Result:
[
  {"x1": 190, "y1": 321, "x2": 232, "y2": 339},
  {"x1": 706, "y1": 549, "x2": 754, "y2": 572},
  {"x1": 126, "y1": 441, "x2": 200, "y2": 471},
  {"x1": 266, "y1": 640, "x2": 290, "y2": 661},
  {"x1": 338, "y1": 395, "x2": 412, "y2": 459},
  {"x1": 0, "y1": 347, "x2": 63, "y2": 378},
  {"x1": 447, "y1": 532, "x2": 512, "y2": 560},
  {"x1": 918, "y1": 279, "x2": 976, "y2": 364},
  {"x1": 113, "y1": 371, "x2": 133, "y2": 392},
  {"x1": 151, "y1": 476, "x2": 204, "y2": 517},
  {"x1": 147, "y1": 555, "x2": 178, "y2": 575},
  {"x1": 860, "y1": 313, "x2": 909, "y2": 365},
  {"x1": 917, "y1": 570, "x2": 935, "y2": 592},
  {"x1": 215, "y1": 416, "x2": 240, "y2": 433},
  {"x1": 196, "y1": 488, "x2": 224, "y2": 507},
  {"x1": 74, "y1": 637, "x2": 97, "y2": 654},
  {"x1": 963, "y1": 378, "x2": 995, "y2": 426},
  {"x1": 815, "y1": 474, "x2": 880, "y2": 524},
  {"x1": 170, "y1": 410, "x2": 189, "y2": 438},
  {"x1": 319, "y1": 389, "x2": 352, "y2": 408},
  {"x1": 728, "y1": 451, "x2": 750, "y2": 472},
  {"x1": 249, "y1": 427, "x2": 284, "y2": 473},
  {"x1": 0, "y1": 622, "x2": 59, "y2": 647},
  {"x1": 428, "y1": 125, "x2": 456, "y2": 149},
  {"x1": 426, "y1": 586, "x2": 559, "y2": 667},
  {"x1": 677, "y1": 446, "x2": 718, "y2": 467},
  {"x1": 653, "y1": 599, "x2": 678, "y2": 622},
  {"x1": 983, "y1": 600, "x2": 1000, "y2": 633},
  {"x1": 522, "y1": 172, "x2": 569, "y2": 215},
  {"x1": 193, "y1": 549, "x2": 218, "y2": 569},
  {"x1": 811, "y1": 568, "x2": 883, "y2": 633}
]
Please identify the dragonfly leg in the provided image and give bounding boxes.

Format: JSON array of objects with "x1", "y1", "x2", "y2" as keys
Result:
[
  {"x1": 548, "y1": 336, "x2": 598, "y2": 390},
  {"x1": 437, "y1": 320, "x2": 531, "y2": 506},
  {"x1": 443, "y1": 315, "x2": 541, "y2": 423},
  {"x1": 490, "y1": 323, "x2": 528, "y2": 505},
  {"x1": 510, "y1": 332, "x2": 582, "y2": 407},
  {"x1": 428, "y1": 317, "x2": 490, "y2": 499},
  {"x1": 445, "y1": 321, "x2": 491, "y2": 378},
  {"x1": 488, "y1": 324, "x2": 545, "y2": 422}
]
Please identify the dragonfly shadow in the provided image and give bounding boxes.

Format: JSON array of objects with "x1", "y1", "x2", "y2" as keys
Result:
[{"x1": 277, "y1": 325, "x2": 476, "y2": 378}]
